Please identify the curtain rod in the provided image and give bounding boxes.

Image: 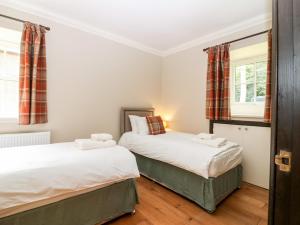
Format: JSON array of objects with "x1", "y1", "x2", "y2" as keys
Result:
[
  {"x1": 203, "y1": 29, "x2": 270, "y2": 52},
  {"x1": 0, "y1": 14, "x2": 50, "y2": 31}
]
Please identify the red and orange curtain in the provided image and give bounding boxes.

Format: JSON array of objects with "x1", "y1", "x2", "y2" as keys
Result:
[
  {"x1": 206, "y1": 44, "x2": 231, "y2": 120},
  {"x1": 19, "y1": 22, "x2": 48, "y2": 125},
  {"x1": 264, "y1": 30, "x2": 272, "y2": 123}
]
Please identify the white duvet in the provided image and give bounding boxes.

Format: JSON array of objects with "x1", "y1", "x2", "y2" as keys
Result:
[
  {"x1": 0, "y1": 142, "x2": 139, "y2": 217},
  {"x1": 119, "y1": 131, "x2": 242, "y2": 179}
]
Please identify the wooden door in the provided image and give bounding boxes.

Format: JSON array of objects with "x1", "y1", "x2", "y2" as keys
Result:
[{"x1": 269, "y1": 0, "x2": 300, "y2": 224}]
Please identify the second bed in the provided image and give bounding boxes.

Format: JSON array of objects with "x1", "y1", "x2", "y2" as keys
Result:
[{"x1": 119, "y1": 107, "x2": 243, "y2": 212}]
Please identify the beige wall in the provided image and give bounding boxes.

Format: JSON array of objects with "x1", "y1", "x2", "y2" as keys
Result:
[
  {"x1": 161, "y1": 22, "x2": 271, "y2": 133},
  {"x1": 0, "y1": 6, "x2": 162, "y2": 142}
]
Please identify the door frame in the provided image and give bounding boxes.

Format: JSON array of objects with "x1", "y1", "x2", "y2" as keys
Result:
[
  {"x1": 268, "y1": 0, "x2": 278, "y2": 224},
  {"x1": 268, "y1": 0, "x2": 300, "y2": 224}
]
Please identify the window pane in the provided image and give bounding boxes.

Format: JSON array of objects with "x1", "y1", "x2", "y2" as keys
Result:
[
  {"x1": 234, "y1": 64, "x2": 255, "y2": 103},
  {"x1": 0, "y1": 80, "x2": 18, "y2": 118},
  {"x1": 5, "y1": 51, "x2": 19, "y2": 79},
  {"x1": 0, "y1": 27, "x2": 21, "y2": 120},
  {"x1": 246, "y1": 83, "x2": 255, "y2": 102},
  {"x1": 235, "y1": 67, "x2": 241, "y2": 85},
  {"x1": 234, "y1": 67, "x2": 241, "y2": 102},
  {"x1": 245, "y1": 64, "x2": 255, "y2": 83},
  {"x1": 256, "y1": 61, "x2": 267, "y2": 71},
  {"x1": 235, "y1": 84, "x2": 241, "y2": 102},
  {"x1": 245, "y1": 64, "x2": 255, "y2": 102},
  {"x1": 0, "y1": 50, "x2": 4, "y2": 75},
  {"x1": 256, "y1": 61, "x2": 267, "y2": 101}
]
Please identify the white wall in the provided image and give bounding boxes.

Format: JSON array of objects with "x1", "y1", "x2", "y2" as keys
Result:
[{"x1": 0, "y1": 6, "x2": 162, "y2": 142}]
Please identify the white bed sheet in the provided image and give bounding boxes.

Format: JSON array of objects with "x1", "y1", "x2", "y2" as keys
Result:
[
  {"x1": 119, "y1": 131, "x2": 242, "y2": 179},
  {"x1": 0, "y1": 142, "x2": 139, "y2": 216}
]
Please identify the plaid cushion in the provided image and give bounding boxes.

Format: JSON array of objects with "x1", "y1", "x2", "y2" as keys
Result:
[{"x1": 146, "y1": 116, "x2": 166, "y2": 135}]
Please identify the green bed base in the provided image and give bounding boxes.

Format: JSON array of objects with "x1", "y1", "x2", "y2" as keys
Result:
[
  {"x1": 0, "y1": 179, "x2": 138, "y2": 225},
  {"x1": 133, "y1": 153, "x2": 242, "y2": 213}
]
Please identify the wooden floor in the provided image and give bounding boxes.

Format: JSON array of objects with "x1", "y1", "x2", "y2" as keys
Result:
[{"x1": 107, "y1": 177, "x2": 269, "y2": 225}]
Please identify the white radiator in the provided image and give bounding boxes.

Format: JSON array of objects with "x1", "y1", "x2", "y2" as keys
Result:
[{"x1": 0, "y1": 131, "x2": 51, "y2": 148}]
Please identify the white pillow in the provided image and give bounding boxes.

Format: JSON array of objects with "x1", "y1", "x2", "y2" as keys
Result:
[
  {"x1": 135, "y1": 116, "x2": 149, "y2": 135},
  {"x1": 129, "y1": 115, "x2": 139, "y2": 133},
  {"x1": 128, "y1": 115, "x2": 149, "y2": 135}
]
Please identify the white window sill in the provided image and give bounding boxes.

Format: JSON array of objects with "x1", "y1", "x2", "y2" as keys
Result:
[
  {"x1": 0, "y1": 118, "x2": 19, "y2": 124},
  {"x1": 231, "y1": 103, "x2": 265, "y2": 106},
  {"x1": 231, "y1": 115, "x2": 264, "y2": 122}
]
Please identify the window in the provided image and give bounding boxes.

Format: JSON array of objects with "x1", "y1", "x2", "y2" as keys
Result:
[
  {"x1": 230, "y1": 42, "x2": 268, "y2": 118},
  {"x1": 0, "y1": 27, "x2": 21, "y2": 122},
  {"x1": 233, "y1": 61, "x2": 267, "y2": 103}
]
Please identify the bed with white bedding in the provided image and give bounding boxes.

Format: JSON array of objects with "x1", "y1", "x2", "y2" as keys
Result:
[
  {"x1": 119, "y1": 131, "x2": 242, "y2": 179},
  {"x1": 119, "y1": 107, "x2": 243, "y2": 212},
  {"x1": 0, "y1": 142, "x2": 140, "y2": 225}
]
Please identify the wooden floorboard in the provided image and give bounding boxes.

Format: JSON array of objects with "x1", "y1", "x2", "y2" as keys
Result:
[{"x1": 107, "y1": 177, "x2": 269, "y2": 225}]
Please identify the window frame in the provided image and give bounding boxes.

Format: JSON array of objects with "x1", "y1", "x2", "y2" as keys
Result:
[
  {"x1": 0, "y1": 32, "x2": 21, "y2": 123},
  {"x1": 230, "y1": 54, "x2": 268, "y2": 119}
]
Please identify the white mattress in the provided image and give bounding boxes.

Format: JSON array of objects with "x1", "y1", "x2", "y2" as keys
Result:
[
  {"x1": 0, "y1": 142, "x2": 139, "y2": 217},
  {"x1": 119, "y1": 131, "x2": 242, "y2": 179}
]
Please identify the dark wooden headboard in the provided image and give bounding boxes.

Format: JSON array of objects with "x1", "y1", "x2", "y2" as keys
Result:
[{"x1": 120, "y1": 107, "x2": 154, "y2": 135}]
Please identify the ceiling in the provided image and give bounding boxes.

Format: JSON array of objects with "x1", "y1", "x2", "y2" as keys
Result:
[{"x1": 0, "y1": 0, "x2": 272, "y2": 55}]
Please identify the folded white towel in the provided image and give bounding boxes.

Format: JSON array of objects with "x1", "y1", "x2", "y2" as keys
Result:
[
  {"x1": 196, "y1": 133, "x2": 216, "y2": 140},
  {"x1": 221, "y1": 141, "x2": 239, "y2": 150},
  {"x1": 193, "y1": 137, "x2": 227, "y2": 148},
  {"x1": 75, "y1": 139, "x2": 102, "y2": 150},
  {"x1": 75, "y1": 139, "x2": 116, "y2": 150},
  {"x1": 91, "y1": 133, "x2": 113, "y2": 141},
  {"x1": 99, "y1": 140, "x2": 116, "y2": 148}
]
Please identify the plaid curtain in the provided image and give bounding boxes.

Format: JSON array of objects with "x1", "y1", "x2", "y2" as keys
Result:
[
  {"x1": 264, "y1": 30, "x2": 272, "y2": 123},
  {"x1": 206, "y1": 44, "x2": 231, "y2": 120},
  {"x1": 19, "y1": 22, "x2": 48, "y2": 125}
]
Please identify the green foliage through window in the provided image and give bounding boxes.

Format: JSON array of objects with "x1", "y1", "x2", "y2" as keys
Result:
[{"x1": 233, "y1": 61, "x2": 267, "y2": 103}]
